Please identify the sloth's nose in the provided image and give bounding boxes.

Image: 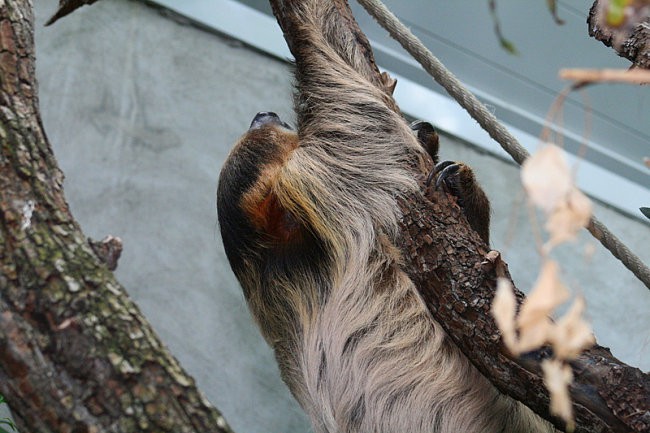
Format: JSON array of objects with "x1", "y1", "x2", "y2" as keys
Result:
[
  {"x1": 250, "y1": 112, "x2": 282, "y2": 129},
  {"x1": 250, "y1": 112, "x2": 292, "y2": 130}
]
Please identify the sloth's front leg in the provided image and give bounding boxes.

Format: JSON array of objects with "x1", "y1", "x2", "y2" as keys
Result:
[{"x1": 429, "y1": 160, "x2": 491, "y2": 246}]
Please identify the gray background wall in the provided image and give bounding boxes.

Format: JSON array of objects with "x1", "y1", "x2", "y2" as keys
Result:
[{"x1": 11, "y1": 1, "x2": 648, "y2": 432}]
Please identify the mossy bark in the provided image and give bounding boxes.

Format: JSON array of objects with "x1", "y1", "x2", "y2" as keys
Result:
[{"x1": 0, "y1": 2, "x2": 233, "y2": 432}]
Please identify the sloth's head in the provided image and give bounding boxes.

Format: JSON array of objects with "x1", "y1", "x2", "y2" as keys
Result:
[
  {"x1": 217, "y1": 111, "x2": 300, "y2": 278},
  {"x1": 217, "y1": 112, "x2": 327, "y2": 338}
]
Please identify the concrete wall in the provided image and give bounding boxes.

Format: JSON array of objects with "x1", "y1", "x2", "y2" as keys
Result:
[{"x1": 15, "y1": 0, "x2": 649, "y2": 432}]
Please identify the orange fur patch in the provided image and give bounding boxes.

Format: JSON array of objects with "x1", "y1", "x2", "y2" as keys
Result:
[{"x1": 239, "y1": 126, "x2": 301, "y2": 243}]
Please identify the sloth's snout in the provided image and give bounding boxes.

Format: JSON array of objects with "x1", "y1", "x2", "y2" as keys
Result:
[{"x1": 250, "y1": 112, "x2": 292, "y2": 130}]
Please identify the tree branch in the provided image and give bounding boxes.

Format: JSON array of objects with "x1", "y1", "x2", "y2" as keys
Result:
[
  {"x1": 270, "y1": 1, "x2": 650, "y2": 432},
  {"x1": 45, "y1": 0, "x2": 99, "y2": 26},
  {"x1": 0, "y1": 2, "x2": 233, "y2": 432},
  {"x1": 588, "y1": 0, "x2": 650, "y2": 69}
]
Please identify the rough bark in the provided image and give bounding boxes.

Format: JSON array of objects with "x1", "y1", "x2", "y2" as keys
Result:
[
  {"x1": 399, "y1": 192, "x2": 650, "y2": 433},
  {"x1": 269, "y1": 1, "x2": 650, "y2": 432},
  {"x1": 588, "y1": 0, "x2": 650, "y2": 69},
  {"x1": 0, "y1": 2, "x2": 233, "y2": 432}
]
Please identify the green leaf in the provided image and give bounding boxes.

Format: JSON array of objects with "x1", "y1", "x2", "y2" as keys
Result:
[
  {"x1": 546, "y1": 0, "x2": 565, "y2": 25},
  {"x1": 0, "y1": 420, "x2": 16, "y2": 433},
  {"x1": 0, "y1": 396, "x2": 16, "y2": 433},
  {"x1": 0, "y1": 421, "x2": 16, "y2": 433},
  {"x1": 499, "y1": 37, "x2": 519, "y2": 55},
  {"x1": 488, "y1": 0, "x2": 519, "y2": 55},
  {"x1": 606, "y1": 0, "x2": 627, "y2": 26}
]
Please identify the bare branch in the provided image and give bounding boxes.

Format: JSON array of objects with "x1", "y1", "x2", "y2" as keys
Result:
[
  {"x1": 587, "y1": 0, "x2": 650, "y2": 69},
  {"x1": 559, "y1": 68, "x2": 650, "y2": 85},
  {"x1": 45, "y1": 0, "x2": 99, "y2": 26}
]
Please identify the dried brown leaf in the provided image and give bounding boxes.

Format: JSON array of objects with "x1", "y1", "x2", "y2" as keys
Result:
[
  {"x1": 522, "y1": 145, "x2": 592, "y2": 251},
  {"x1": 544, "y1": 188, "x2": 592, "y2": 250},
  {"x1": 516, "y1": 261, "x2": 569, "y2": 353},
  {"x1": 518, "y1": 261, "x2": 569, "y2": 330},
  {"x1": 521, "y1": 144, "x2": 572, "y2": 214},
  {"x1": 517, "y1": 318, "x2": 554, "y2": 354},
  {"x1": 542, "y1": 359, "x2": 575, "y2": 430},
  {"x1": 491, "y1": 278, "x2": 518, "y2": 352},
  {"x1": 549, "y1": 297, "x2": 595, "y2": 360}
]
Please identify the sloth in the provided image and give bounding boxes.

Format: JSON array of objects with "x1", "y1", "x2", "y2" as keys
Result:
[{"x1": 217, "y1": 2, "x2": 555, "y2": 432}]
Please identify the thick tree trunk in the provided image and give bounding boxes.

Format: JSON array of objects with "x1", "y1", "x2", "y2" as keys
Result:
[
  {"x1": 270, "y1": 1, "x2": 650, "y2": 432},
  {"x1": 0, "y1": 2, "x2": 233, "y2": 432}
]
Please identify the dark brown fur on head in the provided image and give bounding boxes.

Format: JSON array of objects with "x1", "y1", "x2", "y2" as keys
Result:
[{"x1": 218, "y1": 114, "x2": 329, "y2": 349}]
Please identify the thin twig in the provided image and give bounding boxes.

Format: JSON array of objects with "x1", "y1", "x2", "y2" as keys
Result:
[{"x1": 559, "y1": 68, "x2": 650, "y2": 85}]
